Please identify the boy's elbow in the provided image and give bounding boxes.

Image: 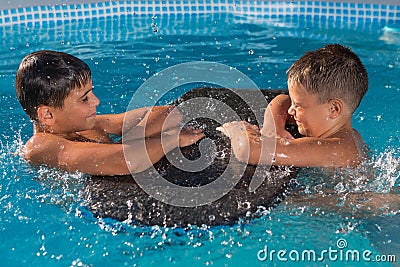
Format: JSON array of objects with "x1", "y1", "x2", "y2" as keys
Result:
[
  {"x1": 125, "y1": 159, "x2": 151, "y2": 174},
  {"x1": 128, "y1": 165, "x2": 146, "y2": 174},
  {"x1": 23, "y1": 149, "x2": 33, "y2": 163}
]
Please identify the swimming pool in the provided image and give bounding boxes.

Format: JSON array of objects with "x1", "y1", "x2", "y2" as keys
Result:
[{"x1": 1, "y1": 1, "x2": 399, "y2": 266}]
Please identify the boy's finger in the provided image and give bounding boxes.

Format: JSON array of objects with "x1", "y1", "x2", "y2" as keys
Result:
[{"x1": 248, "y1": 124, "x2": 259, "y2": 130}]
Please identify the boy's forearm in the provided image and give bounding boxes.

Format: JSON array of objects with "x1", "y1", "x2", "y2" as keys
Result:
[
  {"x1": 124, "y1": 129, "x2": 180, "y2": 173},
  {"x1": 58, "y1": 131, "x2": 180, "y2": 175},
  {"x1": 234, "y1": 135, "x2": 276, "y2": 166},
  {"x1": 124, "y1": 106, "x2": 182, "y2": 140},
  {"x1": 94, "y1": 111, "x2": 145, "y2": 136},
  {"x1": 142, "y1": 106, "x2": 183, "y2": 135},
  {"x1": 94, "y1": 105, "x2": 181, "y2": 138},
  {"x1": 58, "y1": 142, "x2": 130, "y2": 176},
  {"x1": 227, "y1": 128, "x2": 269, "y2": 166}
]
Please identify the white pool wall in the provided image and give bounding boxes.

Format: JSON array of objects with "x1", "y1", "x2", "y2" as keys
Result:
[
  {"x1": 1, "y1": 0, "x2": 400, "y2": 10},
  {"x1": 0, "y1": 0, "x2": 398, "y2": 27}
]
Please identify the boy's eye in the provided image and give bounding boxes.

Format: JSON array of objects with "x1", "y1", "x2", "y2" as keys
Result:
[{"x1": 81, "y1": 96, "x2": 89, "y2": 102}]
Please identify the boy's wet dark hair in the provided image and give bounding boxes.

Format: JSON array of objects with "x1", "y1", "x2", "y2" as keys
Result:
[
  {"x1": 287, "y1": 44, "x2": 368, "y2": 112},
  {"x1": 16, "y1": 50, "x2": 91, "y2": 121}
]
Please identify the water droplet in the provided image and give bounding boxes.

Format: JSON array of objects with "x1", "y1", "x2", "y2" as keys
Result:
[{"x1": 248, "y1": 49, "x2": 254, "y2": 55}]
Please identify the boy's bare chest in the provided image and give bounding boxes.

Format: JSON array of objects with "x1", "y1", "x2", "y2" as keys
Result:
[{"x1": 69, "y1": 130, "x2": 113, "y2": 143}]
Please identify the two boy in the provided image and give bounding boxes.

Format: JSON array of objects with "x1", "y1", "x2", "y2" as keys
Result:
[{"x1": 16, "y1": 44, "x2": 368, "y2": 175}]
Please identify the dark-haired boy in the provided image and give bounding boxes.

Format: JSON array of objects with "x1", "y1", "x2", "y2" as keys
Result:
[{"x1": 16, "y1": 50, "x2": 204, "y2": 175}]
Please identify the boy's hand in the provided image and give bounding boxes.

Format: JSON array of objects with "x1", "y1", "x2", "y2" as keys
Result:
[
  {"x1": 217, "y1": 121, "x2": 259, "y2": 139},
  {"x1": 217, "y1": 121, "x2": 266, "y2": 165}
]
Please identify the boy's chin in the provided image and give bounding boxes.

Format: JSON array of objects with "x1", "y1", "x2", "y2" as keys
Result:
[
  {"x1": 79, "y1": 122, "x2": 96, "y2": 132},
  {"x1": 86, "y1": 118, "x2": 97, "y2": 126},
  {"x1": 297, "y1": 126, "x2": 307, "y2": 136}
]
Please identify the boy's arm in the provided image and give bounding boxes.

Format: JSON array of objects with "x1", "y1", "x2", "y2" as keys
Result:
[
  {"x1": 268, "y1": 136, "x2": 360, "y2": 167},
  {"x1": 24, "y1": 129, "x2": 203, "y2": 176},
  {"x1": 260, "y1": 94, "x2": 294, "y2": 139},
  {"x1": 219, "y1": 121, "x2": 361, "y2": 168},
  {"x1": 95, "y1": 105, "x2": 182, "y2": 138}
]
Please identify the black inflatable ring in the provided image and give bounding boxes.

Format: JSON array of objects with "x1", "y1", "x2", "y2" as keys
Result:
[{"x1": 83, "y1": 88, "x2": 300, "y2": 227}]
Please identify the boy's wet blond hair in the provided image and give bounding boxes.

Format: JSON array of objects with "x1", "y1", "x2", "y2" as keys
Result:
[{"x1": 287, "y1": 44, "x2": 368, "y2": 112}]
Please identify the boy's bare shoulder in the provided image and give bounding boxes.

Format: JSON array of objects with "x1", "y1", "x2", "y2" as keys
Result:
[
  {"x1": 321, "y1": 128, "x2": 368, "y2": 166},
  {"x1": 24, "y1": 133, "x2": 68, "y2": 164},
  {"x1": 25, "y1": 132, "x2": 63, "y2": 149},
  {"x1": 352, "y1": 128, "x2": 370, "y2": 159},
  {"x1": 24, "y1": 129, "x2": 114, "y2": 167}
]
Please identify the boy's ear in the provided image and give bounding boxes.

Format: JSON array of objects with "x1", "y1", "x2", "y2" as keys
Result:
[
  {"x1": 328, "y1": 99, "x2": 343, "y2": 119},
  {"x1": 37, "y1": 105, "x2": 55, "y2": 126}
]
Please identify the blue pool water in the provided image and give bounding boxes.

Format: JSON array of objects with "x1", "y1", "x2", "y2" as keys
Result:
[{"x1": 0, "y1": 12, "x2": 399, "y2": 266}]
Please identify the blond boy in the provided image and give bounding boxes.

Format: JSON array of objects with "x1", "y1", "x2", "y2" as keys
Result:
[{"x1": 220, "y1": 44, "x2": 369, "y2": 168}]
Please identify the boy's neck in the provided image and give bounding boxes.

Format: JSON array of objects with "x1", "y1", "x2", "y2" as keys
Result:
[
  {"x1": 33, "y1": 123, "x2": 73, "y2": 137},
  {"x1": 318, "y1": 117, "x2": 353, "y2": 138},
  {"x1": 33, "y1": 122, "x2": 48, "y2": 134}
]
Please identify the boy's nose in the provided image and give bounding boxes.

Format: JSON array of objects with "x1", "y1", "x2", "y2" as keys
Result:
[
  {"x1": 288, "y1": 105, "x2": 295, "y2": 116},
  {"x1": 90, "y1": 92, "x2": 100, "y2": 107}
]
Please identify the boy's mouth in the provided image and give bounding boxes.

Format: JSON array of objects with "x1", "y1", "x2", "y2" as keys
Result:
[{"x1": 88, "y1": 112, "x2": 96, "y2": 118}]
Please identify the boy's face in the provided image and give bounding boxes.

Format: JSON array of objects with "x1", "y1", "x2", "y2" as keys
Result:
[
  {"x1": 50, "y1": 80, "x2": 100, "y2": 133},
  {"x1": 287, "y1": 82, "x2": 331, "y2": 137}
]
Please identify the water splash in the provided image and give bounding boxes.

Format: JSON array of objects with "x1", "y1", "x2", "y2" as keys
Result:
[
  {"x1": 335, "y1": 148, "x2": 400, "y2": 195},
  {"x1": 368, "y1": 148, "x2": 400, "y2": 193},
  {"x1": 34, "y1": 167, "x2": 89, "y2": 213},
  {"x1": 7, "y1": 129, "x2": 89, "y2": 214}
]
